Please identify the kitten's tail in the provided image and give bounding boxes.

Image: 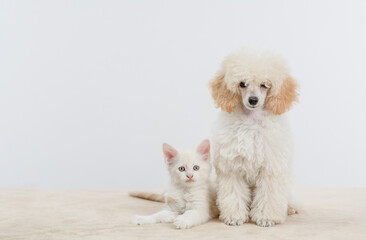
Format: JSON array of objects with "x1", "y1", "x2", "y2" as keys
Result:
[{"x1": 128, "y1": 191, "x2": 164, "y2": 202}]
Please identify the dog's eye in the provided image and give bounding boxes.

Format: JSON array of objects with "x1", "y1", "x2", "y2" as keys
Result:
[
  {"x1": 178, "y1": 166, "x2": 185, "y2": 172},
  {"x1": 261, "y1": 83, "x2": 269, "y2": 88},
  {"x1": 239, "y1": 82, "x2": 247, "y2": 88}
]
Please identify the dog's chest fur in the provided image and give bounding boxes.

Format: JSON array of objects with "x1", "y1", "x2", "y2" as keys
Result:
[{"x1": 213, "y1": 108, "x2": 289, "y2": 187}]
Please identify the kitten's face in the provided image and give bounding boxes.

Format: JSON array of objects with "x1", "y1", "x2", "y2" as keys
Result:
[{"x1": 163, "y1": 140, "x2": 211, "y2": 186}]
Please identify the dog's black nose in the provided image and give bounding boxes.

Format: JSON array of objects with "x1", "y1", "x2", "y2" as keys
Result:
[{"x1": 248, "y1": 96, "x2": 259, "y2": 105}]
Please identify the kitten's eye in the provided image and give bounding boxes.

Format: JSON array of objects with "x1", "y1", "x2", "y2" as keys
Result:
[
  {"x1": 178, "y1": 166, "x2": 185, "y2": 172},
  {"x1": 261, "y1": 83, "x2": 269, "y2": 89},
  {"x1": 193, "y1": 165, "x2": 200, "y2": 171},
  {"x1": 239, "y1": 82, "x2": 247, "y2": 88}
]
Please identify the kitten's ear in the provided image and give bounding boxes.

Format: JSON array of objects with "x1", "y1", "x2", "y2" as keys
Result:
[
  {"x1": 196, "y1": 139, "x2": 210, "y2": 161},
  {"x1": 162, "y1": 143, "x2": 178, "y2": 165}
]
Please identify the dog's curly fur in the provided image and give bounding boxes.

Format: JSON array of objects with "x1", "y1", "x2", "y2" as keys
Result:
[{"x1": 210, "y1": 49, "x2": 299, "y2": 227}]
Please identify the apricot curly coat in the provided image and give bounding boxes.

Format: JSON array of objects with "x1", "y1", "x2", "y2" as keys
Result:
[{"x1": 210, "y1": 49, "x2": 299, "y2": 227}]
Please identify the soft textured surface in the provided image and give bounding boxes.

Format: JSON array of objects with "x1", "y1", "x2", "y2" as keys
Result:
[{"x1": 1, "y1": 188, "x2": 366, "y2": 240}]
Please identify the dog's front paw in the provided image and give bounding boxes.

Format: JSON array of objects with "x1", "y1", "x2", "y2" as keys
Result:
[
  {"x1": 250, "y1": 204, "x2": 286, "y2": 227},
  {"x1": 256, "y1": 219, "x2": 275, "y2": 227},
  {"x1": 174, "y1": 215, "x2": 194, "y2": 229},
  {"x1": 225, "y1": 218, "x2": 245, "y2": 226},
  {"x1": 220, "y1": 215, "x2": 247, "y2": 226}
]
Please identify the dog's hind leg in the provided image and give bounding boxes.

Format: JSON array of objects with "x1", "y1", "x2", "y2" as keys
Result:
[{"x1": 287, "y1": 189, "x2": 300, "y2": 215}]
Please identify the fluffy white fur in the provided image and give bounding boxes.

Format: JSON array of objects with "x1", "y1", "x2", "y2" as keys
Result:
[
  {"x1": 131, "y1": 140, "x2": 218, "y2": 229},
  {"x1": 210, "y1": 49, "x2": 299, "y2": 227}
]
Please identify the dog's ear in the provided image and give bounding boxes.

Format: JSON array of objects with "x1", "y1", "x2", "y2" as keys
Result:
[
  {"x1": 209, "y1": 72, "x2": 241, "y2": 113},
  {"x1": 265, "y1": 76, "x2": 299, "y2": 115}
]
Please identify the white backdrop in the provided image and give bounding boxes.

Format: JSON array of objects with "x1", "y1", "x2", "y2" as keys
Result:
[{"x1": 1, "y1": 0, "x2": 366, "y2": 189}]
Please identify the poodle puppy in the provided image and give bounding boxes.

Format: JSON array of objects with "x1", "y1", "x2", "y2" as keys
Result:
[{"x1": 210, "y1": 49, "x2": 299, "y2": 227}]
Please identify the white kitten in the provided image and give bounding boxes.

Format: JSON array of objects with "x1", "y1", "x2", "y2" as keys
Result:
[{"x1": 131, "y1": 139, "x2": 218, "y2": 229}]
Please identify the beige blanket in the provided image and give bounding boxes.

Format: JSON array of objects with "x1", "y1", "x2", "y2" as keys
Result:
[{"x1": 1, "y1": 188, "x2": 365, "y2": 240}]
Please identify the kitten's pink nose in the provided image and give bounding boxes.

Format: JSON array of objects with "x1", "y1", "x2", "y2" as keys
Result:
[{"x1": 186, "y1": 174, "x2": 193, "y2": 179}]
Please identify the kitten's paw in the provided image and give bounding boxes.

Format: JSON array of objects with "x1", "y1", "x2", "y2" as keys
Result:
[
  {"x1": 256, "y1": 219, "x2": 275, "y2": 227},
  {"x1": 131, "y1": 215, "x2": 147, "y2": 225},
  {"x1": 174, "y1": 216, "x2": 194, "y2": 229}
]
